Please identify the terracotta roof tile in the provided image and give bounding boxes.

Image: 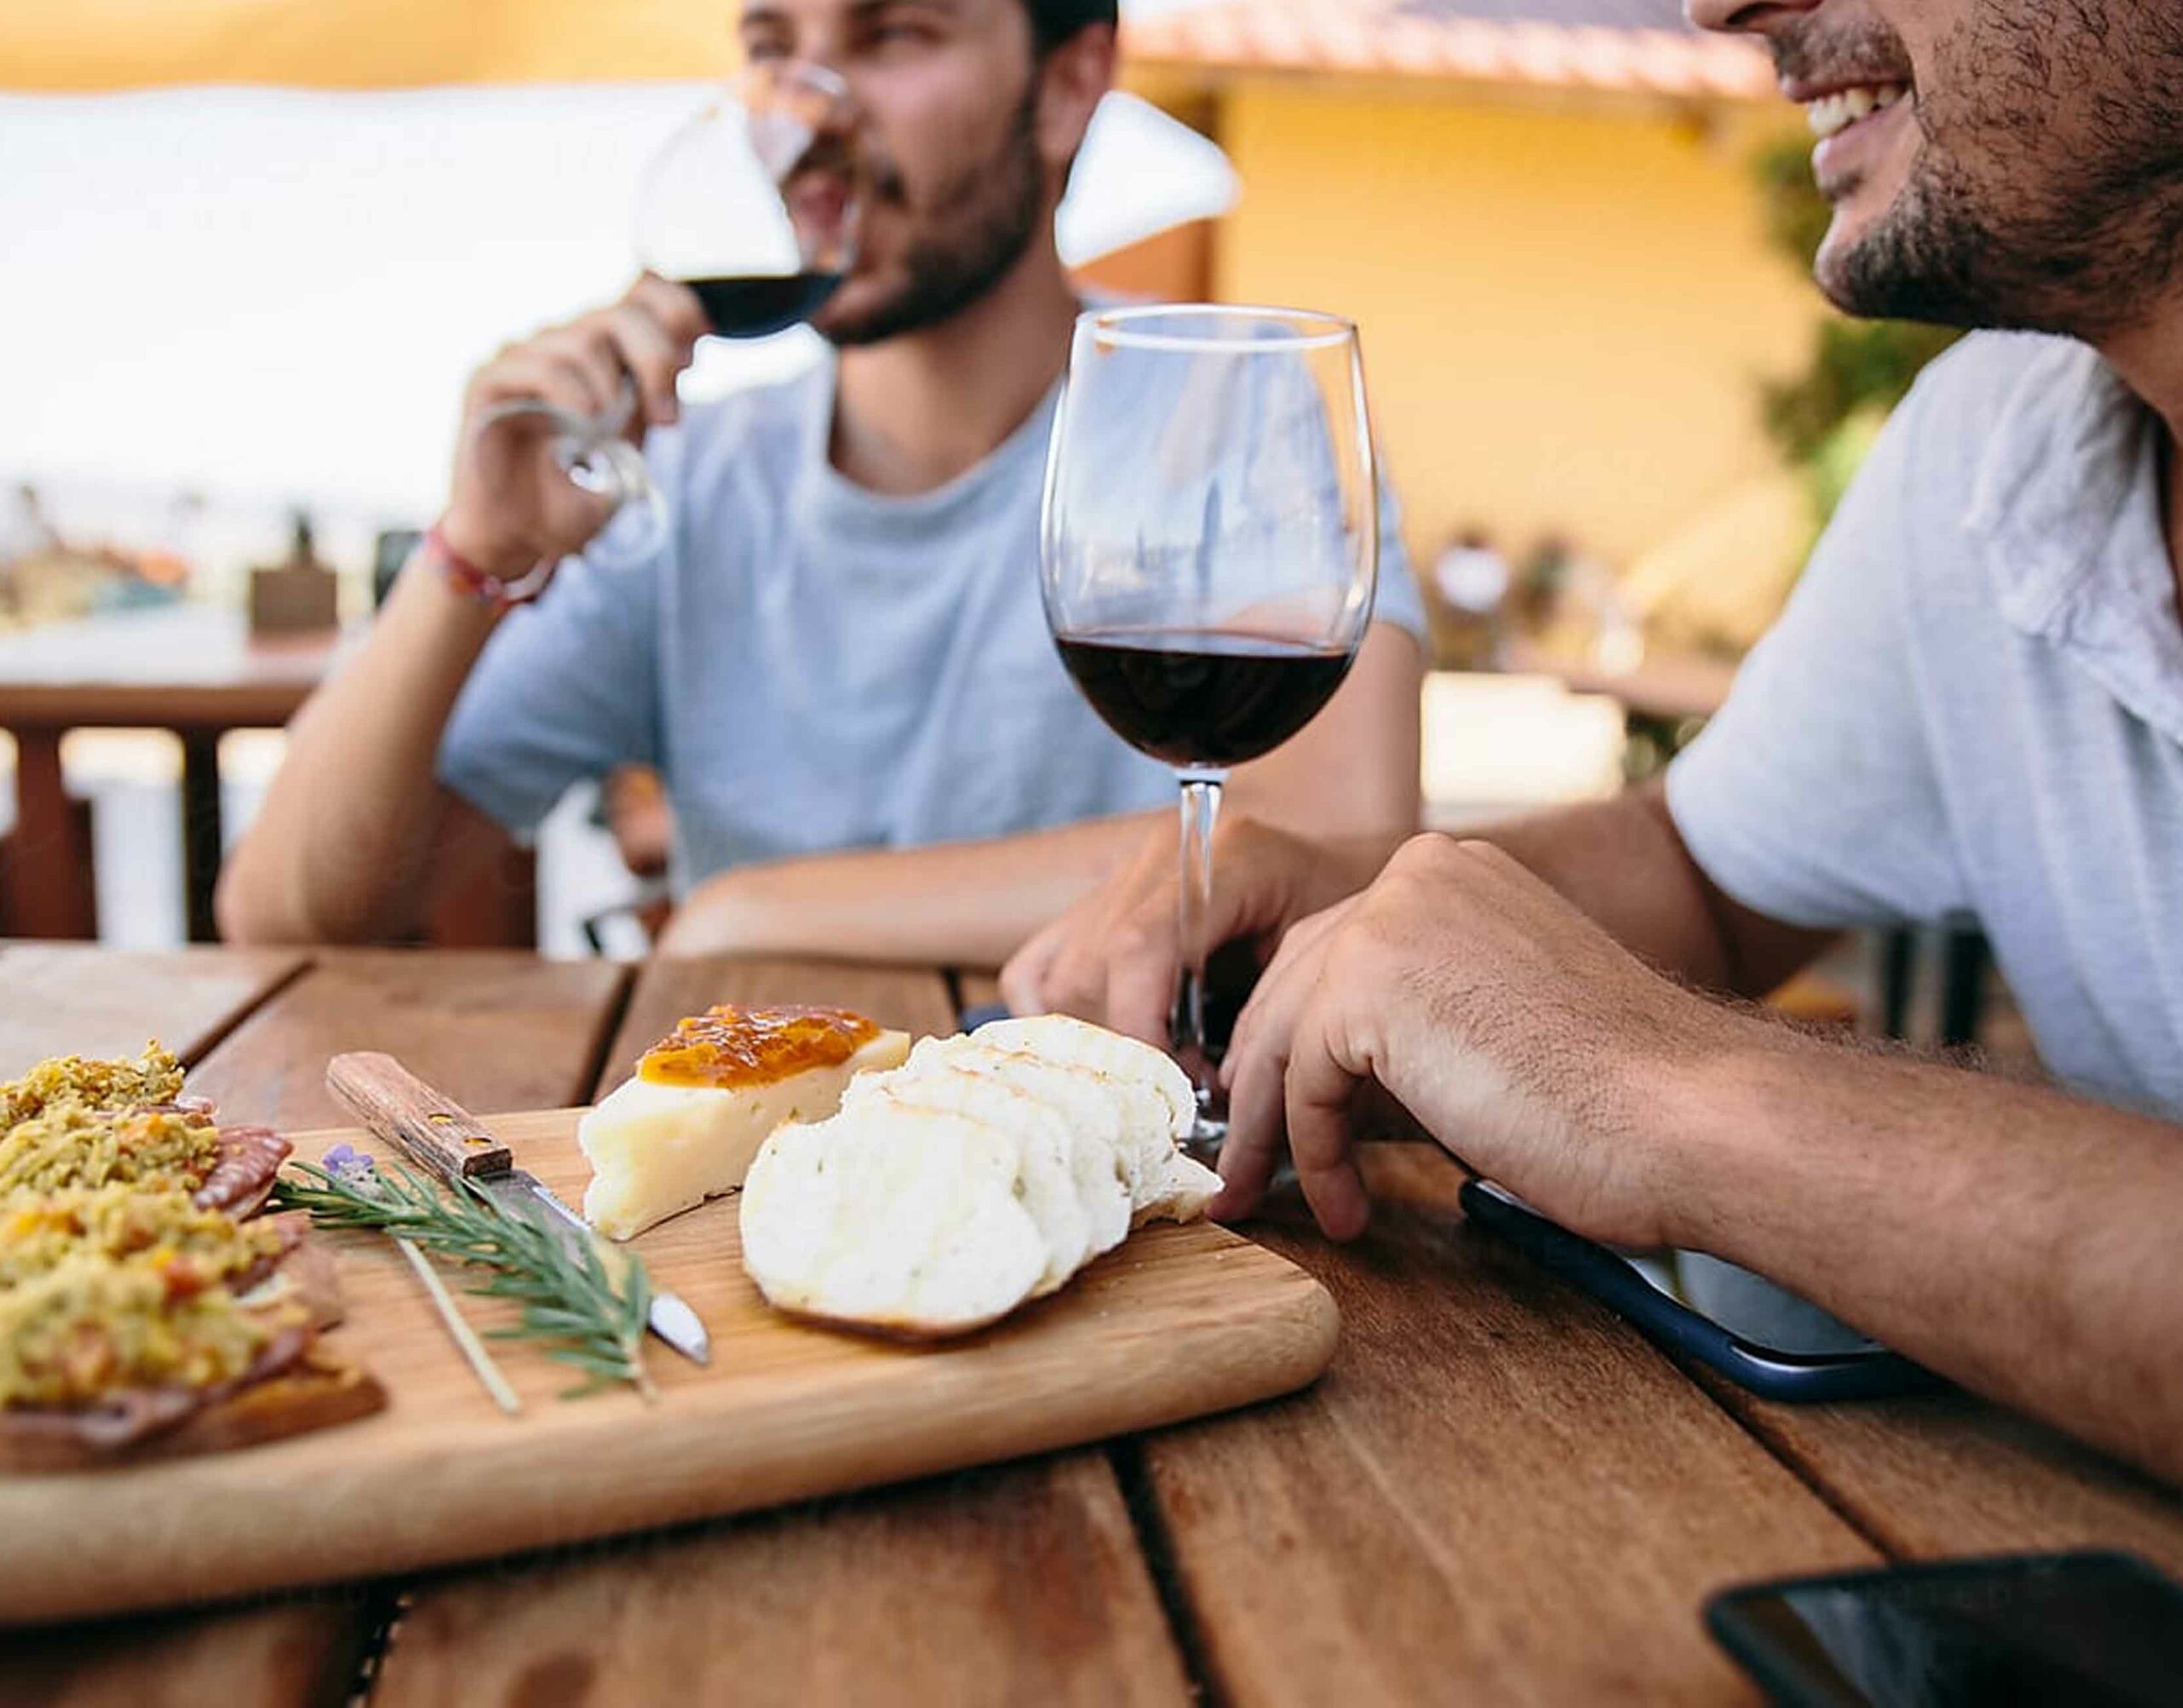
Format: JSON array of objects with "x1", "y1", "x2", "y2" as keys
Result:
[{"x1": 1123, "y1": 0, "x2": 1776, "y2": 101}]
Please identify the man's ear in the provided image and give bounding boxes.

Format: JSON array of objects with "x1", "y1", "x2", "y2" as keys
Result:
[{"x1": 1035, "y1": 23, "x2": 1115, "y2": 188}]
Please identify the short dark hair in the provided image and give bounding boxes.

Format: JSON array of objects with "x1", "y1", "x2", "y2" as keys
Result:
[{"x1": 1022, "y1": 0, "x2": 1116, "y2": 54}]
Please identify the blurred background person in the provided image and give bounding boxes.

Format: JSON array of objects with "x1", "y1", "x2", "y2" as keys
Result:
[
  {"x1": 215, "y1": 0, "x2": 1427, "y2": 965},
  {"x1": 1427, "y1": 526, "x2": 1511, "y2": 669}
]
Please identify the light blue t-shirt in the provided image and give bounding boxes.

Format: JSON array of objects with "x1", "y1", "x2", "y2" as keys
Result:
[
  {"x1": 438, "y1": 360, "x2": 1425, "y2": 890},
  {"x1": 1670, "y1": 331, "x2": 2183, "y2": 1120},
  {"x1": 1666, "y1": 332, "x2": 2183, "y2": 1348}
]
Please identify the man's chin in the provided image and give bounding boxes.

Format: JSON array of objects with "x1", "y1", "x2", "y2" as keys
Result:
[
  {"x1": 811, "y1": 275, "x2": 913, "y2": 348},
  {"x1": 1810, "y1": 217, "x2": 1869, "y2": 313},
  {"x1": 810, "y1": 285, "x2": 876, "y2": 347},
  {"x1": 1810, "y1": 190, "x2": 1908, "y2": 315}
]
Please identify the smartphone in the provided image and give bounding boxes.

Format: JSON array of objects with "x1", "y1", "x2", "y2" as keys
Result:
[
  {"x1": 1457, "y1": 1179, "x2": 1945, "y2": 1402},
  {"x1": 1705, "y1": 1552, "x2": 2183, "y2": 1707}
]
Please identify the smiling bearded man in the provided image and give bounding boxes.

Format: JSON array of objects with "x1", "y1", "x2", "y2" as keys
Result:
[
  {"x1": 1780, "y1": 0, "x2": 2183, "y2": 334},
  {"x1": 997, "y1": 0, "x2": 2183, "y2": 1487}
]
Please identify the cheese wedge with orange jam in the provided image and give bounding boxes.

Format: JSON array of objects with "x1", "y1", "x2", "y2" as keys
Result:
[{"x1": 577, "y1": 1005, "x2": 910, "y2": 1240}]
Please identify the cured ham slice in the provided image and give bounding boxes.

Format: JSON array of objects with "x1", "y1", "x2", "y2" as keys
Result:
[{"x1": 194, "y1": 1126, "x2": 293, "y2": 1219}]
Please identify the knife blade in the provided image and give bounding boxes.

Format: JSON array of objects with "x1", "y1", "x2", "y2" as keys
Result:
[{"x1": 325, "y1": 1051, "x2": 711, "y2": 1366}]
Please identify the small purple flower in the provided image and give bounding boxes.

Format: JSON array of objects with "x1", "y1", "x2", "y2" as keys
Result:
[{"x1": 321, "y1": 1142, "x2": 377, "y2": 1182}]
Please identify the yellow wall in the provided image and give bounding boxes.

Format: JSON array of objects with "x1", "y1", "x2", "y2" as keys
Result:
[
  {"x1": 0, "y1": 1, "x2": 741, "y2": 89},
  {"x1": 1210, "y1": 82, "x2": 1822, "y2": 569}
]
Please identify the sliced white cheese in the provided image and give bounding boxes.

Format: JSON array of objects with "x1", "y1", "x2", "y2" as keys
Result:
[
  {"x1": 973, "y1": 1014, "x2": 1197, "y2": 1138},
  {"x1": 965, "y1": 1019, "x2": 1219, "y2": 1226},
  {"x1": 577, "y1": 1028, "x2": 910, "y2": 1240},
  {"x1": 854, "y1": 1036, "x2": 1133, "y2": 1256},
  {"x1": 739, "y1": 1103, "x2": 1046, "y2": 1336},
  {"x1": 852, "y1": 1067, "x2": 1098, "y2": 1292}
]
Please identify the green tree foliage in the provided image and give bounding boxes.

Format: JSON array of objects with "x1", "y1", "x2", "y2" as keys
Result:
[{"x1": 1751, "y1": 136, "x2": 1960, "y2": 482}]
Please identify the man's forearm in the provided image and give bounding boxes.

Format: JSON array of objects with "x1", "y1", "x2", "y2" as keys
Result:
[
  {"x1": 1665, "y1": 1020, "x2": 2183, "y2": 1482},
  {"x1": 1480, "y1": 782, "x2": 1830, "y2": 999},
  {"x1": 217, "y1": 561, "x2": 501, "y2": 943},
  {"x1": 658, "y1": 809, "x2": 1167, "y2": 967}
]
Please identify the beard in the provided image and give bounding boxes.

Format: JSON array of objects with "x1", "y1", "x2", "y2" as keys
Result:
[
  {"x1": 819, "y1": 84, "x2": 1046, "y2": 348},
  {"x1": 1781, "y1": 3, "x2": 2183, "y2": 340}
]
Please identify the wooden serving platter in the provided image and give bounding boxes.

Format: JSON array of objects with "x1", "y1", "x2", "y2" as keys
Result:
[{"x1": 0, "y1": 1109, "x2": 1339, "y2": 1625}]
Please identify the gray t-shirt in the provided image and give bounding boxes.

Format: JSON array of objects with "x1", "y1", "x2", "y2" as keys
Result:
[
  {"x1": 1666, "y1": 332, "x2": 2183, "y2": 1348},
  {"x1": 438, "y1": 360, "x2": 1426, "y2": 890},
  {"x1": 1669, "y1": 331, "x2": 2183, "y2": 1120}
]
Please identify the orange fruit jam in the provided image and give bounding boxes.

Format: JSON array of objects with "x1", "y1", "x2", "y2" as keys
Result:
[{"x1": 635, "y1": 1005, "x2": 883, "y2": 1090}]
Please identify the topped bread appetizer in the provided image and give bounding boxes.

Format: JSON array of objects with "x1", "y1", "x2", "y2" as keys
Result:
[{"x1": 0, "y1": 1046, "x2": 379, "y2": 1471}]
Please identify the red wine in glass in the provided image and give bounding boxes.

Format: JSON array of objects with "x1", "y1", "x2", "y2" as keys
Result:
[
  {"x1": 1042, "y1": 304, "x2": 1379, "y2": 1147},
  {"x1": 680, "y1": 272, "x2": 844, "y2": 339},
  {"x1": 1055, "y1": 628, "x2": 1357, "y2": 769}
]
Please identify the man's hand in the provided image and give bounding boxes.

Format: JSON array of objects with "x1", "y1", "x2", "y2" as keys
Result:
[
  {"x1": 999, "y1": 814, "x2": 1397, "y2": 1044},
  {"x1": 1214, "y1": 833, "x2": 1735, "y2": 1248},
  {"x1": 443, "y1": 274, "x2": 709, "y2": 579}
]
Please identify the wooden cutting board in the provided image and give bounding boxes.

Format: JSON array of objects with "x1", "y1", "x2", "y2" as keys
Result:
[{"x1": 0, "y1": 1110, "x2": 1339, "y2": 1625}]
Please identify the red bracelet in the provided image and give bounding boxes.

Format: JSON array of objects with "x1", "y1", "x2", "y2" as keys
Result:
[{"x1": 424, "y1": 522, "x2": 554, "y2": 611}]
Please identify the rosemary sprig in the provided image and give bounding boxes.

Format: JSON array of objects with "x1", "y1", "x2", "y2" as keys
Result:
[{"x1": 272, "y1": 1155, "x2": 655, "y2": 1401}]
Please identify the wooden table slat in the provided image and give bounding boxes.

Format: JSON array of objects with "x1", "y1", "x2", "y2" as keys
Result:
[
  {"x1": 1699, "y1": 1377, "x2": 2183, "y2": 1578},
  {"x1": 0, "y1": 945, "x2": 634, "y2": 1708},
  {"x1": 0, "y1": 1596, "x2": 378, "y2": 1708},
  {"x1": 375, "y1": 1453, "x2": 1191, "y2": 1708},
  {"x1": 1136, "y1": 1146, "x2": 1881, "y2": 1705},
  {"x1": 186, "y1": 947, "x2": 628, "y2": 1133},
  {"x1": 0, "y1": 943, "x2": 306, "y2": 1073},
  {"x1": 372, "y1": 954, "x2": 1196, "y2": 1708}
]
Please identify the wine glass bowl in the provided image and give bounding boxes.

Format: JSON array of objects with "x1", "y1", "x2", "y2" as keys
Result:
[
  {"x1": 635, "y1": 61, "x2": 860, "y2": 338},
  {"x1": 1042, "y1": 305, "x2": 1379, "y2": 1143}
]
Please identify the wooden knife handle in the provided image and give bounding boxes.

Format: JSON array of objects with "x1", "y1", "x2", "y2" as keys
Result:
[{"x1": 324, "y1": 1052, "x2": 511, "y2": 1178}]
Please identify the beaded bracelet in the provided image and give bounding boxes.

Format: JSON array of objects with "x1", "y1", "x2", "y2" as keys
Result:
[{"x1": 423, "y1": 522, "x2": 554, "y2": 611}]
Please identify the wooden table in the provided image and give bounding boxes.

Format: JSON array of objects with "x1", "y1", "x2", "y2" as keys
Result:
[
  {"x1": 3, "y1": 945, "x2": 2179, "y2": 1705},
  {"x1": 0, "y1": 606, "x2": 339, "y2": 941}
]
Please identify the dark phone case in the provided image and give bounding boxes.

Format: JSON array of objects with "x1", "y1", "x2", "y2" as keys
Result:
[
  {"x1": 1703, "y1": 1552, "x2": 2183, "y2": 1708},
  {"x1": 1458, "y1": 1178, "x2": 1948, "y2": 1403}
]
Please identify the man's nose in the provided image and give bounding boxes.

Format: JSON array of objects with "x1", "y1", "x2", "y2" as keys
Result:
[{"x1": 1685, "y1": 0, "x2": 1821, "y2": 36}]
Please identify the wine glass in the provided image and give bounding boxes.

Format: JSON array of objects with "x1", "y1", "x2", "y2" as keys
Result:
[
  {"x1": 473, "y1": 61, "x2": 860, "y2": 559},
  {"x1": 1041, "y1": 304, "x2": 1379, "y2": 1147},
  {"x1": 634, "y1": 60, "x2": 860, "y2": 338}
]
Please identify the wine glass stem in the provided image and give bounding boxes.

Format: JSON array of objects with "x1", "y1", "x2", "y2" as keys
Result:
[{"x1": 1173, "y1": 768, "x2": 1227, "y2": 1143}]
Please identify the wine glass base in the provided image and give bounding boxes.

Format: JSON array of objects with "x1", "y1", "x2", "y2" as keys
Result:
[{"x1": 1180, "y1": 1109, "x2": 1227, "y2": 1164}]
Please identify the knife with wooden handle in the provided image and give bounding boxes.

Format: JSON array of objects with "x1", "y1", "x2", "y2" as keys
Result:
[{"x1": 325, "y1": 1052, "x2": 710, "y2": 1366}]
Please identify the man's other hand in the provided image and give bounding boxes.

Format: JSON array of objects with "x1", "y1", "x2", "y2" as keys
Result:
[
  {"x1": 999, "y1": 814, "x2": 1393, "y2": 1045},
  {"x1": 1214, "y1": 833, "x2": 1733, "y2": 1248}
]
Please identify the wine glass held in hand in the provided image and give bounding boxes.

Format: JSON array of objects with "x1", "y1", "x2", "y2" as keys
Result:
[
  {"x1": 468, "y1": 62, "x2": 861, "y2": 564},
  {"x1": 1041, "y1": 305, "x2": 1379, "y2": 1147},
  {"x1": 635, "y1": 60, "x2": 861, "y2": 339}
]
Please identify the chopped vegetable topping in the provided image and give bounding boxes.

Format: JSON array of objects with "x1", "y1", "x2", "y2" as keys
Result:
[
  {"x1": 0, "y1": 1043, "x2": 183, "y2": 1130},
  {"x1": 0, "y1": 1186, "x2": 287, "y2": 1294},
  {"x1": 0, "y1": 1048, "x2": 310, "y2": 1418},
  {"x1": 0, "y1": 1257, "x2": 290, "y2": 1410},
  {"x1": 0, "y1": 1105, "x2": 221, "y2": 1199}
]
